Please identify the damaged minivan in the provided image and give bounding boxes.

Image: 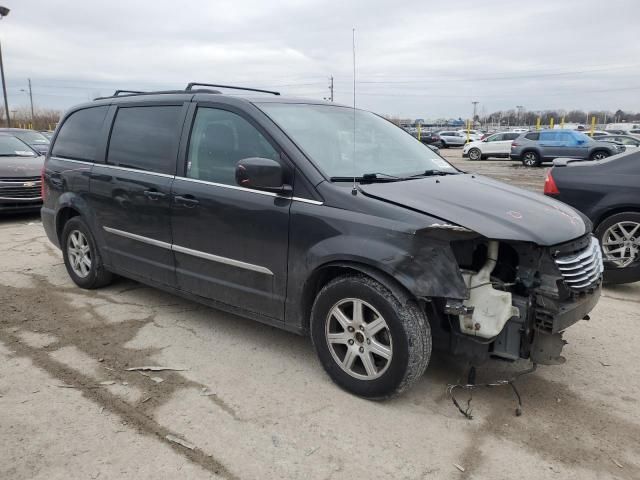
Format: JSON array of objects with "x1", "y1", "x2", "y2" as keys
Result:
[{"x1": 41, "y1": 84, "x2": 603, "y2": 399}]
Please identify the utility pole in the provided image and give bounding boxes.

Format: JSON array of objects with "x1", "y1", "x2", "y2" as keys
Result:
[
  {"x1": 329, "y1": 76, "x2": 334, "y2": 102},
  {"x1": 0, "y1": 6, "x2": 10, "y2": 128},
  {"x1": 28, "y1": 78, "x2": 34, "y2": 122},
  {"x1": 471, "y1": 101, "x2": 479, "y2": 125}
]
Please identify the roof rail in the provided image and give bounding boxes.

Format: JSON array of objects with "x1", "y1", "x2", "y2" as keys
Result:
[
  {"x1": 113, "y1": 89, "x2": 146, "y2": 96},
  {"x1": 186, "y1": 82, "x2": 280, "y2": 96}
]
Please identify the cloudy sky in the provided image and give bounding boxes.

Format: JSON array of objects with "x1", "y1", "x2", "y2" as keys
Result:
[{"x1": 1, "y1": 0, "x2": 639, "y2": 119}]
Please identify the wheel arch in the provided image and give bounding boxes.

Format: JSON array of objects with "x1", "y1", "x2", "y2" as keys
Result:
[
  {"x1": 593, "y1": 206, "x2": 640, "y2": 230},
  {"x1": 55, "y1": 206, "x2": 82, "y2": 244},
  {"x1": 299, "y1": 261, "x2": 415, "y2": 333}
]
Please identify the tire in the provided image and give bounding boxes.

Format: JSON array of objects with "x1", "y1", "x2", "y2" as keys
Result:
[
  {"x1": 521, "y1": 150, "x2": 541, "y2": 167},
  {"x1": 590, "y1": 150, "x2": 609, "y2": 161},
  {"x1": 310, "y1": 274, "x2": 431, "y2": 399},
  {"x1": 468, "y1": 148, "x2": 482, "y2": 161},
  {"x1": 61, "y1": 217, "x2": 113, "y2": 289},
  {"x1": 594, "y1": 212, "x2": 640, "y2": 284},
  {"x1": 440, "y1": 141, "x2": 448, "y2": 149}
]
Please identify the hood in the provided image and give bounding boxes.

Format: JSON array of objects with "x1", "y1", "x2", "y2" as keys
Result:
[
  {"x1": 359, "y1": 174, "x2": 588, "y2": 246},
  {"x1": 0, "y1": 154, "x2": 44, "y2": 177}
]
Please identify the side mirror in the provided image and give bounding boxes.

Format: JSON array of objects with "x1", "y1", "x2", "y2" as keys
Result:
[
  {"x1": 576, "y1": 139, "x2": 586, "y2": 145},
  {"x1": 235, "y1": 157, "x2": 291, "y2": 194}
]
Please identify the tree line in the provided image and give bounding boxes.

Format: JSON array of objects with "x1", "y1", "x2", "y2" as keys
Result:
[
  {"x1": 481, "y1": 108, "x2": 640, "y2": 126},
  {"x1": 2, "y1": 106, "x2": 62, "y2": 131}
]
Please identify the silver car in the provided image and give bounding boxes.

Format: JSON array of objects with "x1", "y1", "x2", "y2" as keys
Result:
[
  {"x1": 436, "y1": 130, "x2": 467, "y2": 147},
  {"x1": 510, "y1": 129, "x2": 623, "y2": 167}
]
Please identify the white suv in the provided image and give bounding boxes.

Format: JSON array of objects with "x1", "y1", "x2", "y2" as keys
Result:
[{"x1": 463, "y1": 131, "x2": 520, "y2": 160}]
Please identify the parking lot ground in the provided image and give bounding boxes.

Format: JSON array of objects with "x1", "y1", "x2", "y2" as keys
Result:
[
  {"x1": 439, "y1": 147, "x2": 548, "y2": 193},
  {"x1": 1, "y1": 176, "x2": 639, "y2": 478}
]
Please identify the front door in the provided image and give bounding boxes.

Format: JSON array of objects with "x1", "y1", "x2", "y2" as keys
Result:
[
  {"x1": 170, "y1": 105, "x2": 291, "y2": 320},
  {"x1": 90, "y1": 104, "x2": 185, "y2": 286}
]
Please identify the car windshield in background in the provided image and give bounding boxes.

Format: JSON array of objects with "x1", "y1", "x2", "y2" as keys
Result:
[
  {"x1": 0, "y1": 136, "x2": 37, "y2": 156},
  {"x1": 257, "y1": 103, "x2": 456, "y2": 179},
  {"x1": 13, "y1": 130, "x2": 50, "y2": 145}
]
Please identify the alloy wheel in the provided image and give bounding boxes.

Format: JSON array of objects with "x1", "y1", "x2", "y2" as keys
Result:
[
  {"x1": 325, "y1": 298, "x2": 393, "y2": 380},
  {"x1": 602, "y1": 221, "x2": 640, "y2": 268},
  {"x1": 469, "y1": 148, "x2": 481, "y2": 161},
  {"x1": 67, "y1": 230, "x2": 92, "y2": 278},
  {"x1": 523, "y1": 152, "x2": 537, "y2": 166}
]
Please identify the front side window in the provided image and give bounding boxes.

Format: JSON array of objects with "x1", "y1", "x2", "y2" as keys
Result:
[
  {"x1": 258, "y1": 103, "x2": 453, "y2": 178},
  {"x1": 51, "y1": 106, "x2": 108, "y2": 161},
  {"x1": 186, "y1": 107, "x2": 279, "y2": 185},
  {"x1": 107, "y1": 106, "x2": 182, "y2": 174}
]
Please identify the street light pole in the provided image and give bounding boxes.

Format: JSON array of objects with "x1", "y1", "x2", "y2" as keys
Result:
[{"x1": 0, "y1": 6, "x2": 10, "y2": 128}]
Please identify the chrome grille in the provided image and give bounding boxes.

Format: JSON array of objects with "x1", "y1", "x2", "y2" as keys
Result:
[
  {"x1": 0, "y1": 178, "x2": 42, "y2": 200},
  {"x1": 554, "y1": 236, "x2": 604, "y2": 290}
]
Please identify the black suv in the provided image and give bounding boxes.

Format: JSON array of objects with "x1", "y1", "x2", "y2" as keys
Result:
[{"x1": 42, "y1": 83, "x2": 603, "y2": 399}]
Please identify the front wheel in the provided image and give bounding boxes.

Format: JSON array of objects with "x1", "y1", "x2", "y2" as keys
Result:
[
  {"x1": 590, "y1": 150, "x2": 609, "y2": 160},
  {"x1": 62, "y1": 217, "x2": 113, "y2": 289},
  {"x1": 310, "y1": 274, "x2": 431, "y2": 399}
]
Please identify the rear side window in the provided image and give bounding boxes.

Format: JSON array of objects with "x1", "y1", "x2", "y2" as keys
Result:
[
  {"x1": 52, "y1": 106, "x2": 108, "y2": 161},
  {"x1": 107, "y1": 106, "x2": 182, "y2": 174},
  {"x1": 504, "y1": 133, "x2": 519, "y2": 140},
  {"x1": 524, "y1": 133, "x2": 539, "y2": 140}
]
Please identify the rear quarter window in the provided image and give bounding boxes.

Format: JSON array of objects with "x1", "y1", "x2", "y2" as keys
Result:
[
  {"x1": 51, "y1": 106, "x2": 109, "y2": 161},
  {"x1": 524, "y1": 132, "x2": 539, "y2": 140},
  {"x1": 107, "y1": 106, "x2": 183, "y2": 174}
]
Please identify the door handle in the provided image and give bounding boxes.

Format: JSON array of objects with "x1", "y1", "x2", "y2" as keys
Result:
[
  {"x1": 143, "y1": 190, "x2": 166, "y2": 200},
  {"x1": 174, "y1": 194, "x2": 200, "y2": 207}
]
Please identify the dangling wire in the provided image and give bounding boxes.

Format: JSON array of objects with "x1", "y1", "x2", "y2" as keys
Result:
[{"x1": 447, "y1": 363, "x2": 537, "y2": 419}]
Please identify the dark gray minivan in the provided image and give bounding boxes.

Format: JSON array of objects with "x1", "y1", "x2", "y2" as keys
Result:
[{"x1": 42, "y1": 84, "x2": 603, "y2": 398}]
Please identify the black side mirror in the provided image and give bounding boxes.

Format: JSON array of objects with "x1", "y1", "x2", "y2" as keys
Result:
[{"x1": 235, "y1": 157, "x2": 291, "y2": 194}]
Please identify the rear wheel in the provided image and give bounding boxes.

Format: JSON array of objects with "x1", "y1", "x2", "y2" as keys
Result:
[
  {"x1": 590, "y1": 150, "x2": 609, "y2": 160},
  {"x1": 522, "y1": 151, "x2": 541, "y2": 167},
  {"x1": 310, "y1": 274, "x2": 431, "y2": 399},
  {"x1": 595, "y1": 212, "x2": 640, "y2": 284},
  {"x1": 468, "y1": 148, "x2": 482, "y2": 161},
  {"x1": 440, "y1": 141, "x2": 448, "y2": 149},
  {"x1": 62, "y1": 217, "x2": 113, "y2": 289}
]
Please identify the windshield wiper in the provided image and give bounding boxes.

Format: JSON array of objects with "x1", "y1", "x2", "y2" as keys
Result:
[
  {"x1": 407, "y1": 169, "x2": 460, "y2": 178},
  {"x1": 330, "y1": 172, "x2": 404, "y2": 183}
]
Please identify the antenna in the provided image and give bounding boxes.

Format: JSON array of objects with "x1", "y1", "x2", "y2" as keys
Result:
[{"x1": 351, "y1": 28, "x2": 357, "y2": 196}]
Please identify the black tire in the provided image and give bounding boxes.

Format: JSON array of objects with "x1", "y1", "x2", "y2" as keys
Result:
[
  {"x1": 594, "y1": 212, "x2": 640, "y2": 285},
  {"x1": 61, "y1": 217, "x2": 113, "y2": 289},
  {"x1": 310, "y1": 274, "x2": 431, "y2": 399},
  {"x1": 468, "y1": 148, "x2": 482, "y2": 161},
  {"x1": 440, "y1": 141, "x2": 448, "y2": 149},
  {"x1": 590, "y1": 150, "x2": 609, "y2": 161},
  {"x1": 521, "y1": 150, "x2": 541, "y2": 167}
]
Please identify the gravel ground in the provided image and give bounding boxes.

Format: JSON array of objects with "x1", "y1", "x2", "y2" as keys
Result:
[{"x1": 1, "y1": 153, "x2": 639, "y2": 479}]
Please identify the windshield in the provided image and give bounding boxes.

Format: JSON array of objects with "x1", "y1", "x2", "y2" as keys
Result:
[
  {"x1": 257, "y1": 103, "x2": 456, "y2": 178},
  {"x1": 0, "y1": 135, "x2": 37, "y2": 156},
  {"x1": 12, "y1": 130, "x2": 50, "y2": 145}
]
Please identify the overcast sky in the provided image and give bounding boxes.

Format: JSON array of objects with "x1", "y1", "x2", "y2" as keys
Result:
[{"x1": 2, "y1": 0, "x2": 639, "y2": 119}]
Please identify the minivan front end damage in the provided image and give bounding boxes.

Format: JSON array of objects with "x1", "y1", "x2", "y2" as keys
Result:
[{"x1": 433, "y1": 233, "x2": 603, "y2": 365}]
